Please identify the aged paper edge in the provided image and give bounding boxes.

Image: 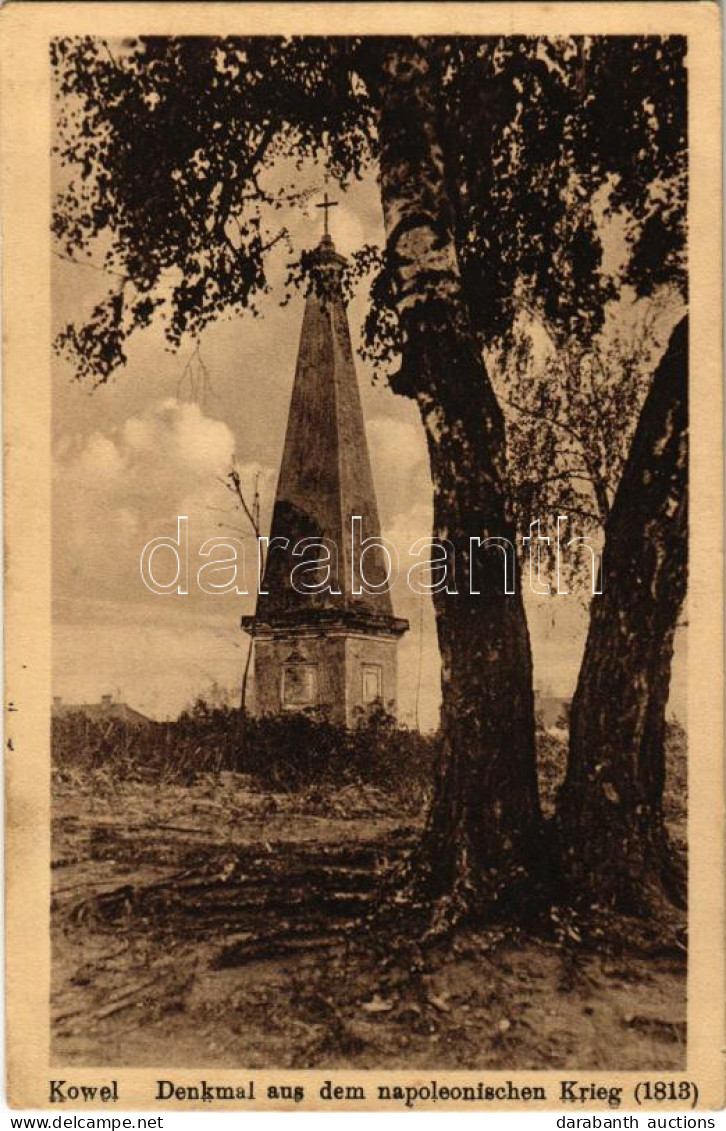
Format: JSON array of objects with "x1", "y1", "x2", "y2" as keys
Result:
[{"x1": 1, "y1": 0, "x2": 723, "y2": 1112}]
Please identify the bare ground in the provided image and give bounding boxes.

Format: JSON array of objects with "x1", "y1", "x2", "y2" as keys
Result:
[{"x1": 51, "y1": 767, "x2": 686, "y2": 1070}]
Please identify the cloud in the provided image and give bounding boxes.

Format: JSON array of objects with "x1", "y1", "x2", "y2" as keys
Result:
[{"x1": 53, "y1": 398, "x2": 266, "y2": 615}]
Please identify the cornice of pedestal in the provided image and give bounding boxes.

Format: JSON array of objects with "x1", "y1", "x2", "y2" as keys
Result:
[{"x1": 242, "y1": 608, "x2": 409, "y2": 641}]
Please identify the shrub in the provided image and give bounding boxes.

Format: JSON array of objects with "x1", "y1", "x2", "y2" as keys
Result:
[{"x1": 51, "y1": 704, "x2": 440, "y2": 812}]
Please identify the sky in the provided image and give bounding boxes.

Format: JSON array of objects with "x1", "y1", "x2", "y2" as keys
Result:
[{"x1": 51, "y1": 134, "x2": 686, "y2": 729}]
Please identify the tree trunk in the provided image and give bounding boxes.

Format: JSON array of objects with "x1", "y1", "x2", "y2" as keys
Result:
[
  {"x1": 367, "y1": 41, "x2": 545, "y2": 927},
  {"x1": 555, "y1": 316, "x2": 688, "y2": 914}
]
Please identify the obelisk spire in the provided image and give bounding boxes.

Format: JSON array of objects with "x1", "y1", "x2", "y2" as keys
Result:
[{"x1": 255, "y1": 229, "x2": 395, "y2": 620}]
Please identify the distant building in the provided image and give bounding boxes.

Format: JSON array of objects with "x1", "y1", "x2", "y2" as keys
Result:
[
  {"x1": 51, "y1": 694, "x2": 152, "y2": 729},
  {"x1": 242, "y1": 222, "x2": 408, "y2": 726}
]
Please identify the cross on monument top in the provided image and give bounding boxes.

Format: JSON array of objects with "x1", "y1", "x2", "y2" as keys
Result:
[{"x1": 315, "y1": 189, "x2": 338, "y2": 238}]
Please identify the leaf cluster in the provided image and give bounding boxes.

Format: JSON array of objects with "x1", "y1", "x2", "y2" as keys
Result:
[{"x1": 52, "y1": 35, "x2": 686, "y2": 387}]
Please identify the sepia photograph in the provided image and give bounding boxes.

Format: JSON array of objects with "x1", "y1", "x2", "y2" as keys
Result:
[{"x1": 2, "y1": 1, "x2": 723, "y2": 1112}]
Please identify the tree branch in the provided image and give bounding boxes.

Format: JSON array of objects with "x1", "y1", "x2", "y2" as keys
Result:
[
  {"x1": 503, "y1": 396, "x2": 590, "y2": 447},
  {"x1": 52, "y1": 249, "x2": 129, "y2": 282}
]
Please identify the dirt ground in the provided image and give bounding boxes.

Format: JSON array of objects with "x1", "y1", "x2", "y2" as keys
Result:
[{"x1": 51, "y1": 768, "x2": 686, "y2": 1070}]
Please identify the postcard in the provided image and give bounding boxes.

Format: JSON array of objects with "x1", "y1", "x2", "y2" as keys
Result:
[{"x1": 2, "y1": 1, "x2": 722, "y2": 1111}]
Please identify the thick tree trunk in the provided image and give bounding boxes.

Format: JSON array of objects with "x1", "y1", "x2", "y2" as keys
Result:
[
  {"x1": 368, "y1": 41, "x2": 544, "y2": 926},
  {"x1": 555, "y1": 316, "x2": 688, "y2": 914}
]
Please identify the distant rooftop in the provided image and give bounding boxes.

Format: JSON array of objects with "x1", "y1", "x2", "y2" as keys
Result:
[{"x1": 51, "y1": 694, "x2": 152, "y2": 727}]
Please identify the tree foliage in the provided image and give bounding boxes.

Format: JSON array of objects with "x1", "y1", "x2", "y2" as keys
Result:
[
  {"x1": 52, "y1": 35, "x2": 375, "y2": 379},
  {"x1": 52, "y1": 35, "x2": 686, "y2": 384}
]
